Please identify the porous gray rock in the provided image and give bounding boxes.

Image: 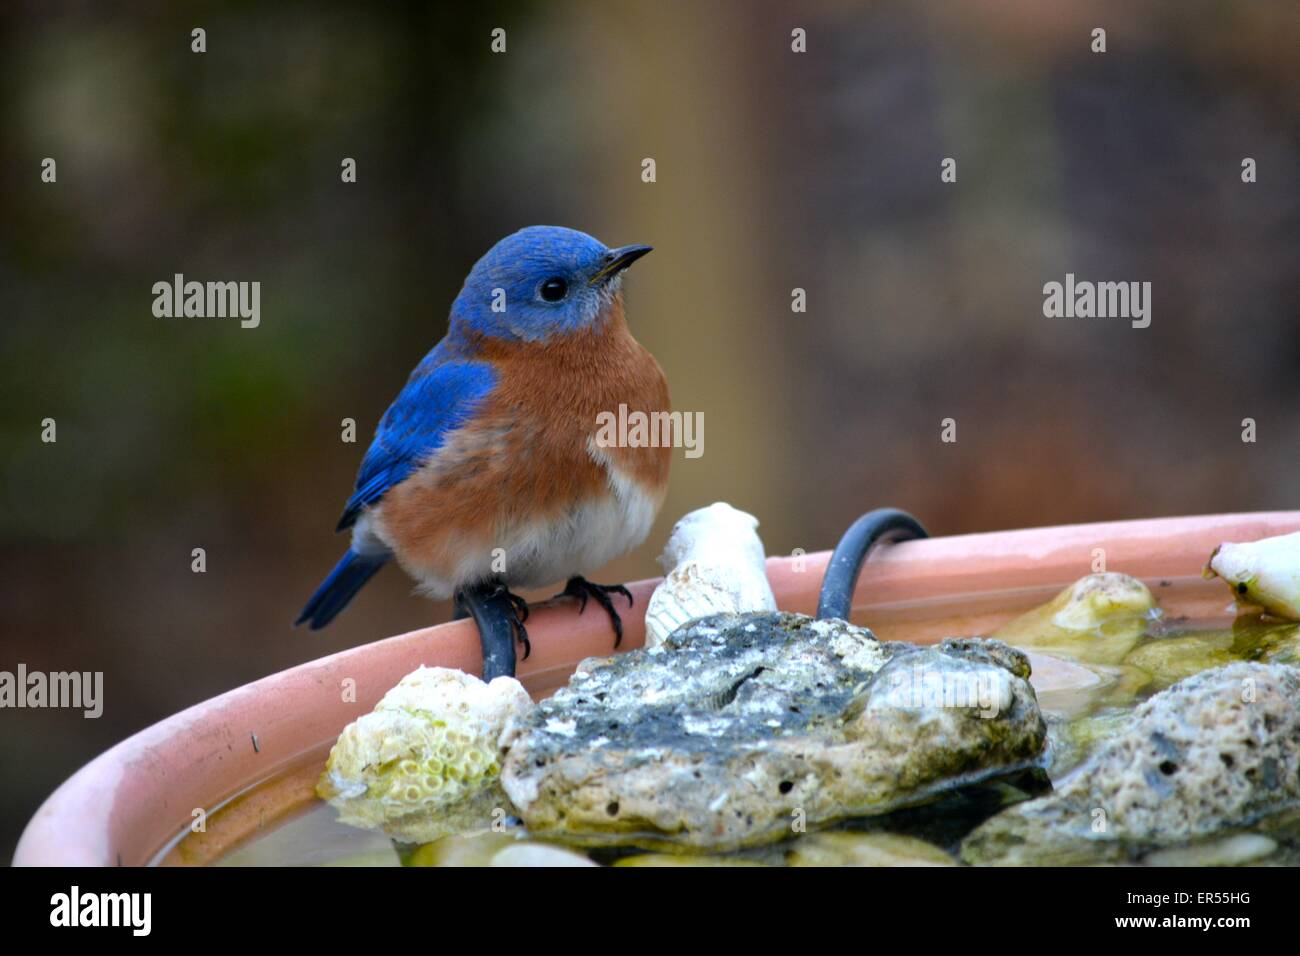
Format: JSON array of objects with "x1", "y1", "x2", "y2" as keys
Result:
[
  {"x1": 500, "y1": 611, "x2": 1047, "y2": 851},
  {"x1": 962, "y1": 662, "x2": 1300, "y2": 865}
]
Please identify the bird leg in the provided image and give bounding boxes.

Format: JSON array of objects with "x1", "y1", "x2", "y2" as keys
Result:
[
  {"x1": 453, "y1": 582, "x2": 531, "y2": 680},
  {"x1": 556, "y1": 576, "x2": 634, "y2": 648}
]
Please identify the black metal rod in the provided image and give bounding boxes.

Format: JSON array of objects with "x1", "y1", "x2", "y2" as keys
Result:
[{"x1": 816, "y1": 508, "x2": 929, "y2": 621}]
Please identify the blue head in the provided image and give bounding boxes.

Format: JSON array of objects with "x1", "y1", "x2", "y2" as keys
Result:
[{"x1": 448, "y1": 226, "x2": 652, "y2": 342}]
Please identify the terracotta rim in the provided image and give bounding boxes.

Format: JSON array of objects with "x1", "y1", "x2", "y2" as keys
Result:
[{"x1": 14, "y1": 510, "x2": 1300, "y2": 866}]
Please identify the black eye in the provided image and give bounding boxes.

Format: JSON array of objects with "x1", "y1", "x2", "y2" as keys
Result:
[{"x1": 540, "y1": 277, "x2": 568, "y2": 302}]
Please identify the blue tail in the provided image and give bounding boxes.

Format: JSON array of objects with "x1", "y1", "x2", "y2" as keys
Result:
[{"x1": 295, "y1": 550, "x2": 389, "y2": 630}]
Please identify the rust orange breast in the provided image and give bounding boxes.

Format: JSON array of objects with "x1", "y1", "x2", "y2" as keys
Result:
[{"x1": 377, "y1": 296, "x2": 671, "y2": 564}]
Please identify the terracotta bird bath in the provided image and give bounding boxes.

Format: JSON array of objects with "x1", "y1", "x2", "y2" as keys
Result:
[{"x1": 14, "y1": 511, "x2": 1300, "y2": 866}]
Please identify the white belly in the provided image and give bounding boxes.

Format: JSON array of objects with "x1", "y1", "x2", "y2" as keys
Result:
[
  {"x1": 498, "y1": 478, "x2": 660, "y2": 590},
  {"x1": 361, "y1": 460, "x2": 662, "y2": 600}
]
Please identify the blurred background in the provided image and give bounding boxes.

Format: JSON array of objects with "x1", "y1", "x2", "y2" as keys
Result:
[{"x1": 1, "y1": 0, "x2": 1296, "y2": 861}]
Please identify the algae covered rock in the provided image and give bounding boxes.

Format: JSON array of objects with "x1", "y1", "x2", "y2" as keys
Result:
[
  {"x1": 500, "y1": 611, "x2": 1047, "y2": 851},
  {"x1": 1207, "y1": 531, "x2": 1300, "y2": 621},
  {"x1": 1123, "y1": 633, "x2": 1237, "y2": 691},
  {"x1": 962, "y1": 662, "x2": 1300, "y2": 865},
  {"x1": 991, "y1": 573, "x2": 1156, "y2": 666},
  {"x1": 1121, "y1": 621, "x2": 1300, "y2": 689},
  {"x1": 1220, "y1": 617, "x2": 1300, "y2": 666},
  {"x1": 318, "y1": 666, "x2": 533, "y2": 844},
  {"x1": 1044, "y1": 707, "x2": 1132, "y2": 776},
  {"x1": 1260, "y1": 624, "x2": 1300, "y2": 665}
]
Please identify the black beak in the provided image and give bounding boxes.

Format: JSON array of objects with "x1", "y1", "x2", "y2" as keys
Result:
[{"x1": 589, "y1": 244, "x2": 653, "y2": 285}]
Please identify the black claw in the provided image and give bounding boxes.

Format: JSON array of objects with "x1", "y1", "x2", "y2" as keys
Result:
[
  {"x1": 498, "y1": 588, "x2": 531, "y2": 657},
  {"x1": 556, "y1": 576, "x2": 632, "y2": 648},
  {"x1": 609, "y1": 583, "x2": 634, "y2": 609},
  {"x1": 494, "y1": 584, "x2": 530, "y2": 625},
  {"x1": 511, "y1": 612, "x2": 532, "y2": 660},
  {"x1": 560, "y1": 577, "x2": 590, "y2": 613}
]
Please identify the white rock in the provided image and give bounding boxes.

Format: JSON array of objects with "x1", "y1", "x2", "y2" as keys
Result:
[
  {"x1": 1207, "y1": 531, "x2": 1300, "y2": 620},
  {"x1": 787, "y1": 832, "x2": 955, "y2": 867},
  {"x1": 489, "y1": 844, "x2": 598, "y2": 867},
  {"x1": 644, "y1": 503, "x2": 776, "y2": 649},
  {"x1": 1143, "y1": 834, "x2": 1277, "y2": 867}
]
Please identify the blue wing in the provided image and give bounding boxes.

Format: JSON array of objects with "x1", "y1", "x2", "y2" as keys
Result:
[{"x1": 336, "y1": 347, "x2": 497, "y2": 531}]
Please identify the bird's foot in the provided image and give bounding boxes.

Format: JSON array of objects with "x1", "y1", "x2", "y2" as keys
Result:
[
  {"x1": 556, "y1": 576, "x2": 634, "y2": 648},
  {"x1": 496, "y1": 585, "x2": 530, "y2": 628},
  {"x1": 453, "y1": 582, "x2": 531, "y2": 679},
  {"x1": 490, "y1": 583, "x2": 531, "y2": 658}
]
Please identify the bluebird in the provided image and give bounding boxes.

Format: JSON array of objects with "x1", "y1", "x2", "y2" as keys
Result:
[{"x1": 295, "y1": 226, "x2": 671, "y2": 672}]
